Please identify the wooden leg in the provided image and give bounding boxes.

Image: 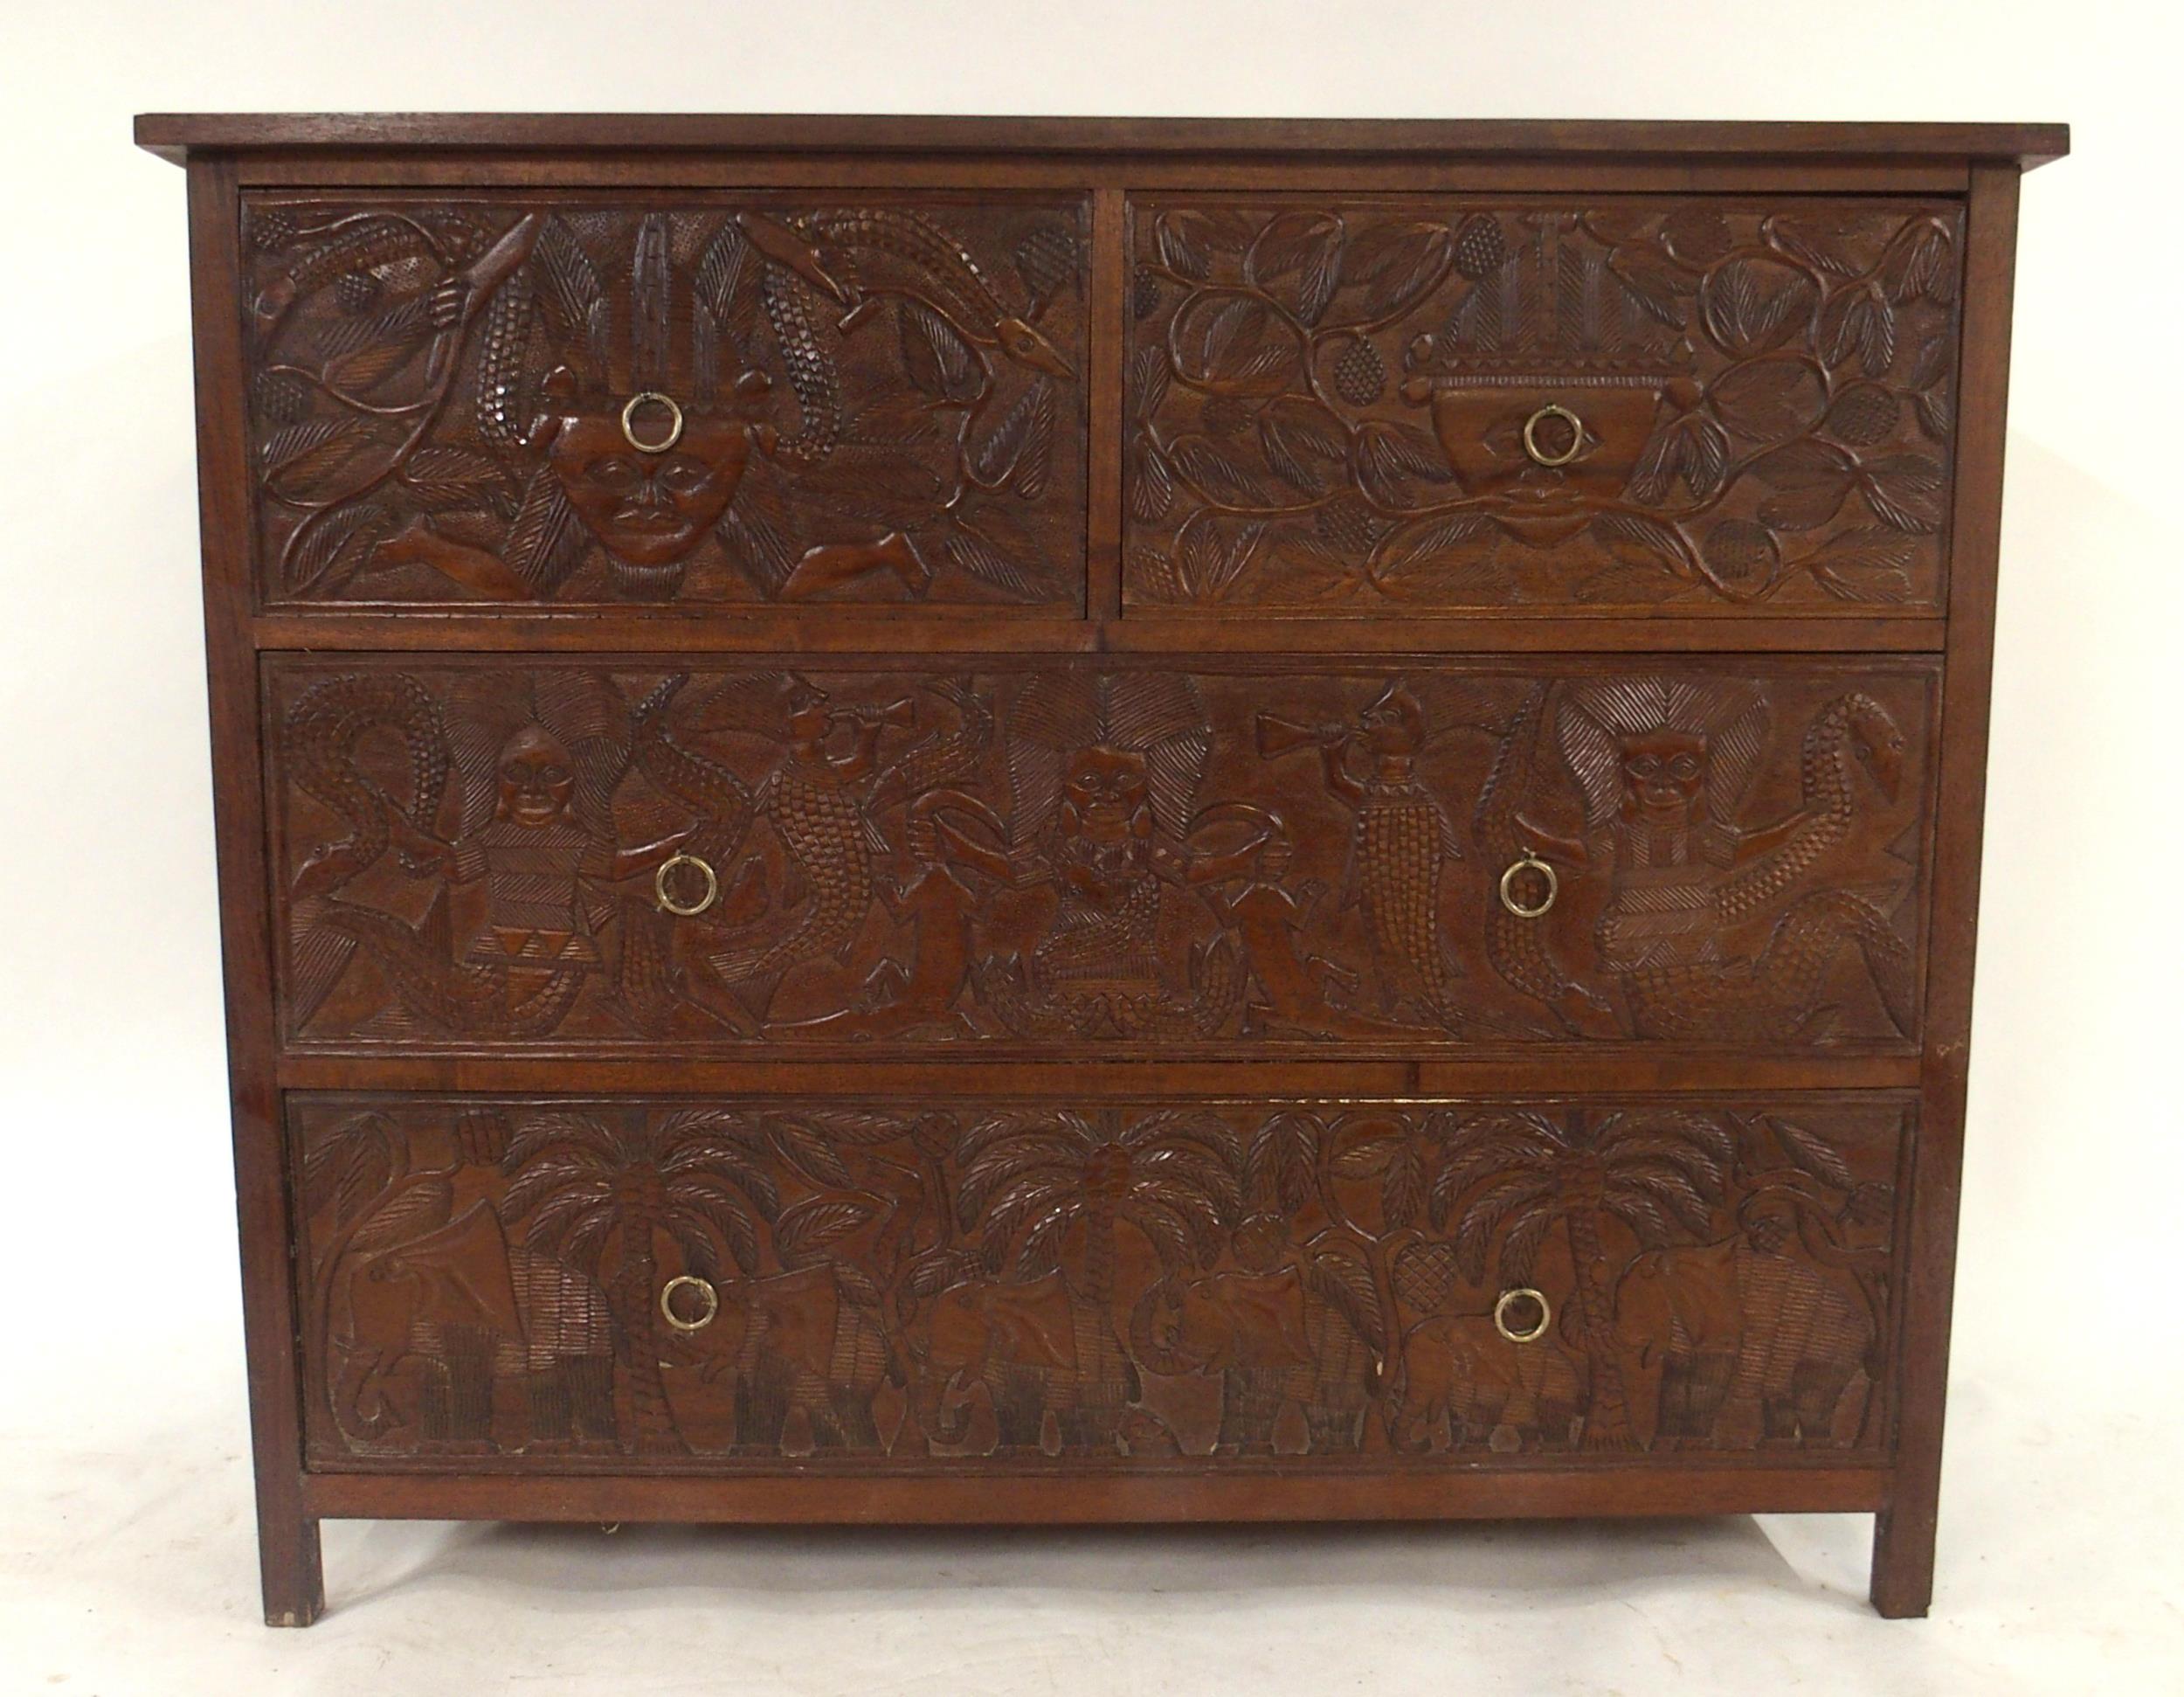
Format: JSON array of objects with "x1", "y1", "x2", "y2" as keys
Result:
[
  {"x1": 258, "y1": 1500, "x2": 326, "y2": 1627},
  {"x1": 1870, "y1": 1503, "x2": 1935, "y2": 1618}
]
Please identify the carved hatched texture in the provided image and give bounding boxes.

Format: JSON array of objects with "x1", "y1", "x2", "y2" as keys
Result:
[
  {"x1": 294, "y1": 1093, "x2": 1903, "y2": 1469},
  {"x1": 1124, "y1": 197, "x2": 1961, "y2": 610},
  {"x1": 242, "y1": 196, "x2": 1089, "y2": 607},
  {"x1": 266, "y1": 657, "x2": 1932, "y2": 1053}
]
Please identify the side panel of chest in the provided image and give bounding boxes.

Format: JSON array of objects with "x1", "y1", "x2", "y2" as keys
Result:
[
  {"x1": 241, "y1": 193, "x2": 1090, "y2": 612},
  {"x1": 264, "y1": 654, "x2": 1936, "y2": 1057}
]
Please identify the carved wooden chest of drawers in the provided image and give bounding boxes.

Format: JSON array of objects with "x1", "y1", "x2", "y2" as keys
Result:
[{"x1": 139, "y1": 114, "x2": 2064, "y2": 1624}]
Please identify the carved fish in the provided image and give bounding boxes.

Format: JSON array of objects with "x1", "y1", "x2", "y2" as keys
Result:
[
  {"x1": 1351, "y1": 772, "x2": 1467, "y2": 1025},
  {"x1": 708, "y1": 755, "x2": 884, "y2": 1017}
]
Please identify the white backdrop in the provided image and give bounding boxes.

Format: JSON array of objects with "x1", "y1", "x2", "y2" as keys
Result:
[{"x1": 1, "y1": 3, "x2": 2177, "y2": 1691}]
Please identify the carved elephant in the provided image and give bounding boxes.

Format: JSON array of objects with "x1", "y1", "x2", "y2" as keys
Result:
[
  {"x1": 674, "y1": 1264, "x2": 902, "y2": 1453},
  {"x1": 337, "y1": 1204, "x2": 614, "y2": 1451},
  {"x1": 1386, "y1": 1313, "x2": 1586, "y2": 1453},
  {"x1": 1613, "y1": 1237, "x2": 1872, "y2": 1449},
  {"x1": 1128, "y1": 1267, "x2": 1376, "y2": 1455},
  {"x1": 906, "y1": 1271, "x2": 1137, "y2": 1455}
]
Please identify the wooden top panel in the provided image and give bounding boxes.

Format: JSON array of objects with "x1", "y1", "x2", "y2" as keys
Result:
[{"x1": 135, "y1": 114, "x2": 2070, "y2": 169}]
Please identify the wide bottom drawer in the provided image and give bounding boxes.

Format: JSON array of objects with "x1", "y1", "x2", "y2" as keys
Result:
[{"x1": 290, "y1": 1091, "x2": 1908, "y2": 1473}]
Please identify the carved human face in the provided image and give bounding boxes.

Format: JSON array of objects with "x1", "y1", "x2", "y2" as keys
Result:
[
  {"x1": 1061, "y1": 746, "x2": 1153, "y2": 848},
  {"x1": 1618, "y1": 730, "x2": 1708, "y2": 827},
  {"x1": 496, "y1": 725, "x2": 575, "y2": 827},
  {"x1": 546, "y1": 410, "x2": 754, "y2": 567}
]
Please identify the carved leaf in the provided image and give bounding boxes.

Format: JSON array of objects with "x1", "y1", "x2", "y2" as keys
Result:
[
  {"x1": 1710, "y1": 355, "x2": 1828, "y2": 443},
  {"x1": 1698, "y1": 257, "x2": 1817, "y2": 357},
  {"x1": 1247, "y1": 1111, "x2": 1321, "y2": 1213},
  {"x1": 1304, "y1": 1250, "x2": 1386, "y2": 1352},
  {"x1": 1860, "y1": 453, "x2": 1948, "y2": 534},
  {"x1": 1170, "y1": 433, "x2": 1274, "y2": 508},
  {"x1": 1607, "y1": 247, "x2": 1690, "y2": 327},
  {"x1": 968, "y1": 379, "x2": 1050, "y2": 488},
  {"x1": 1245, "y1": 211, "x2": 1346, "y2": 327},
  {"x1": 1806, "y1": 528, "x2": 1916, "y2": 603},
  {"x1": 1768, "y1": 1116, "x2": 1860, "y2": 1192},
  {"x1": 774, "y1": 1197, "x2": 876, "y2": 1257},
  {"x1": 1172, "y1": 510, "x2": 1265, "y2": 600},
  {"x1": 1128, "y1": 435, "x2": 1176, "y2": 522},
  {"x1": 501, "y1": 465, "x2": 586, "y2": 596},
  {"x1": 285, "y1": 501, "x2": 392, "y2": 594},
  {"x1": 1658, "y1": 205, "x2": 1735, "y2": 268},
  {"x1": 1170, "y1": 291, "x2": 1292, "y2": 394},
  {"x1": 1590, "y1": 513, "x2": 1699, "y2": 579},
  {"x1": 1819, "y1": 285, "x2": 1897, "y2": 379},
  {"x1": 1382, "y1": 1143, "x2": 1426, "y2": 1230},
  {"x1": 1155, "y1": 209, "x2": 1218, "y2": 281},
  {"x1": 1752, "y1": 439, "x2": 1857, "y2": 530},
  {"x1": 1128, "y1": 343, "x2": 1171, "y2": 426},
  {"x1": 1880, "y1": 219, "x2": 1958, "y2": 305},
  {"x1": 899, "y1": 300, "x2": 981, "y2": 403},
  {"x1": 1257, "y1": 395, "x2": 1351, "y2": 495},
  {"x1": 943, "y1": 515, "x2": 1044, "y2": 599},
  {"x1": 768, "y1": 1119, "x2": 856, "y2": 1188},
  {"x1": 1338, "y1": 219, "x2": 1452, "y2": 321},
  {"x1": 1351, "y1": 421, "x2": 1457, "y2": 509}
]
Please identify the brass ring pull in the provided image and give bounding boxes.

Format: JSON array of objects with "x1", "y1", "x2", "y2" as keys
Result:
[
  {"x1": 620, "y1": 391, "x2": 685, "y2": 454},
  {"x1": 660, "y1": 1274, "x2": 719, "y2": 1333},
  {"x1": 1521, "y1": 403, "x2": 1585, "y2": 468},
  {"x1": 1499, "y1": 855, "x2": 1558, "y2": 919},
  {"x1": 654, "y1": 852, "x2": 719, "y2": 918},
  {"x1": 1494, "y1": 1287, "x2": 1551, "y2": 1345}
]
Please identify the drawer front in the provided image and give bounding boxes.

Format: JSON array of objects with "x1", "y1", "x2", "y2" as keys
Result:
[
  {"x1": 294, "y1": 1091, "x2": 1905, "y2": 1471},
  {"x1": 242, "y1": 193, "x2": 1090, "y2": 610},
  {"x1": 1124, "y1": 197, "x2": 1961, "y2": 613},
  {"x1": 266, "y1": 655, "x2": 1935, "y2": 1056}
]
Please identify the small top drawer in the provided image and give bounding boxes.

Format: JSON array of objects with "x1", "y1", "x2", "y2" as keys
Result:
[
  {"x1": 1123, "y1": 196, "x2": 1962, "y2": 614},
  {"x1": 242, "y1": 192, "x2": 1091, "y2": 611}
]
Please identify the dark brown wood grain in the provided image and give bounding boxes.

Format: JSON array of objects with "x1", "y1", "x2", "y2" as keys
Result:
[
  {"x1": 134, "y1": 114, "x2": 2070, "y2": 168},
  {"x1": 290, "y1": 1091, "x2": 1905, "y2": 1472},
  {"x1": 144, "y1": 112, "x2": 2056, "y2": 1625},
  {"x1": 1124, "y1": 197, "x2": 1962, "y2": 614},
  {"x1": 262, "y1": 655, "x2": 1936, "y2": 1058},
  {"x1": 1870, "y1": 160, "x2": 2022, "y2": 1621},
  {"x1": 243, "y1": 194, "x2": 1089, "y2": 612},
  {"x1": 187, "y1": 156, "x2": 326, "y2": 1628}
]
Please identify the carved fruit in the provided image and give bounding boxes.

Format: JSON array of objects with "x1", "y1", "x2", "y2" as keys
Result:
[
  {"x1": 1132, "y1": 264, "x2": 1163, "y2": 321},
  {"x1": 1333, "y1": 334, "x2": 1387, "y2": 406},
  {"x1": 1452, "y1": 213, "x2": 1508, "y2": 281}
]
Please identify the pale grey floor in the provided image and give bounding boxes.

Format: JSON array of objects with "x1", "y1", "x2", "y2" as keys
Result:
[{"x1": 5, "y1": 1331, "x2": 2178, "y2": 1695}]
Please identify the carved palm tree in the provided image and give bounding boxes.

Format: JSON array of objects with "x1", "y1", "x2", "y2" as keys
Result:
[
  {"x1": 501, "y1": 1109, "x2": 779, "y2": 1455},
  {"x1": 1429, "y1": 1107, "x2": 1733, "y2": 1445},
  {"x1": 952, "y1": 1108, "x2": 1242, "y2": 1308}
]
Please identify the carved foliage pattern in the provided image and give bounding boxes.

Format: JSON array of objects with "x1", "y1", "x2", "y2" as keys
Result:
[
  {"x1": 266, "y1": 658, "x2": 1932, "y2": 1053},
  {"x1": 295, "y1": 1095, "x2": 1902, "y2": 1467},
  {"x1": 242, "y1": 196, "x2": 1089, "y2": 607},
  {"x1": 1125, "y1": 197, "x2": 1961, "y2": 609}
]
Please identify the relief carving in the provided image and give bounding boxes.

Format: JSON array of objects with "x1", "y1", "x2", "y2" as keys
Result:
[
  {"x1": 245, "y1": 197, "x2": 1088, "y2": 606},
  {"x1": 297, "y1": 1097, "x2": 1902, "y2": 1465},
  {"x1": 1125, "y1": 198, "x2": 1959, "y2": 609},
  {"x1": 271, "y1": 659, "x2": 1931, "y2": 1051}
]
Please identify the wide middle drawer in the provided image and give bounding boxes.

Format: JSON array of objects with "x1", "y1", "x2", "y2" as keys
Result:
[{"x1": 266, "y1": 653, "x2": 1936, "y2": 1057}]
